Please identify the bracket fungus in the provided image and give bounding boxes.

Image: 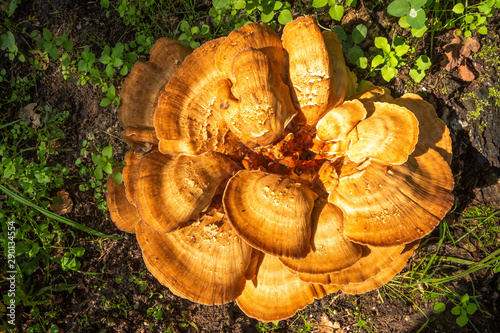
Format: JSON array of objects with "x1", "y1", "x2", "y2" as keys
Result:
[{"x1": 107, "y1": 16, "x2": 454, "y2": 322}]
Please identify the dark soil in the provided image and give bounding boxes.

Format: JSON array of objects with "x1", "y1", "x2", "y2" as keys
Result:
[{"x1": 1, "y1": 1, "x2": 499, "y2": 332}]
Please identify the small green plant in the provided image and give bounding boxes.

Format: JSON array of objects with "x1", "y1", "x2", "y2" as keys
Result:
[
  {"x1": 0, "y1": 31, "x2": 26, "y2": 62},
  {"x1": 0, "y1": 70, "x2": 40, "y2": 105},
  {"x1": 76, "y1": 137, "x2": 123, "y2": 210},
  {"x1": 178, "y1": 19, "x2": 211, "y2": 49},
  {"x1": 409, "y1": 54, "x2": 431, "y2": 82},
  {"x1": 332, "y1": 24, "x2": 368, "y2": 69},
  {"x1": 433, "y1": 293, "x2": 479, "y2": 327},
  {"x1": 99, "y1": 42, "x2": 136, "y2": 78},
  {"x1": 461, "y1": 91, "x2": 489, "y2": 130},
  {"x1": 101, "y1": 294, "x2": 138, "y2": 317},
  {"x1": 312, "y1": 0, "x2": 358, "y2": 22},
  {"x1": 370, "y1": 36, "x2": 410, "y2": 82},
  {"x1": 452, "y1": 0, "x2": 499, "y2": 37},
  {"x1": 256, "y1": 321, "x2": 281, "y2": 332},
  {"x1": 351, "y1": 306, "x2": 376, "y2": 332},
  {"x1": 388, "y1": 0, "x2": 428, "y2": 36}
]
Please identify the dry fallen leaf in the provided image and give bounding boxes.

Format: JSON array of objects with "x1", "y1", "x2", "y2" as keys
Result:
[
  {"x1": 458, "y1": 63, "x2": 475, "y2": 82},
  {"x1": 441, "y1": 30, "x2": 480, "y2": 81},
  {"x1": 314, "y1": 313, "x2": 344, "y2": 333},
  {"x1": 18, "y1": 103, "x2": 41, "y2": 127},
  {"x1": 50, "y1": 190, "x2": 73, "y2": 215},
  {"x1": 461, "y1": 37, "x2": 480, "y2": 58}
]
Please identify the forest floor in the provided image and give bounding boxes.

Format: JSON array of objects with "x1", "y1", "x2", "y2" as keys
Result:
[{"x1": 1, "y1": 0, "x2": 499, "y2": 332}]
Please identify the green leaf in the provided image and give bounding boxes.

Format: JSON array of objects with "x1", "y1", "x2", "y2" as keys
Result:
[
  {"x1": 63, "y1": 40, "x2": 73, "y2": 51},
  {"x1": 461, "y1": 294, "x2": 470, "y2": 304},
  {"x1": 278, "y1": 9, "x2": 293, "y2": 25},
  {"x1": 329, "y1": 5, "x2": 344, "y2": 21},
  {"x1": 346, "y1": 0, "x2": 357, "y2": 6},
  {"x1": 43, "y1": 28, "x2": 53, "y2": 41},
  {"x1": 100, "y1": 97, "x2": 112, "y2": 107},
  {"x1": 0, "y1": 31, "x2": 16, "y2": 50},
  {"x1": 112, "y1": 171, "x2": 123, "y2": 185},
  {"x1": 234, "y1": 0, "x2": 246, "y2": 9},
  {"x1": 381, "y1": 67, "x2": 397, "y2": 81},
  {"x1": 479, "y1": 2, "x2": 493, "y2": 13},
  {"x1": 411, "y1": 25, "x2": 427, "y2": 37},
  {"x1": 464, "y1": 15, "x2": 474, "y2": 24},
  {"x1": 415, "y1": 55, "x2": 431, "y2": 70},
  {"x1": 112, "y1": 43, "x2": 124, "y2": 56},
  {"x1": 387, "y1": 0, "x2": 410, "y2": 17},
  {"x1": 103, "y1": 162, "x2": 113, "y2": 174},
  {"x1": 409, "y1": 0, "x2": 427, "y2": 10},
  {"x1": 312, "y1": 0, "x2": 328, "y2": 8},
  {"x1": 451, "y1": 305, "x2": 461, "y2": 316},
  {"x1": 47, "y1": 45, "x2": 59, "y2": 60},
  {"x1": 409, "y1": 68, "x2": 425, "y2": 82},
  {"x1": 352, "y1": 24, "x2": 367, "y2": 44},
  {"x1": 331, "y1": 26, "x2": 347, "y2": 41},
  {"x1": 478, "y1": 26, "x2": 488, "y2": 34},
  {"x1": 105, "y1": 63, "x2": 115, "y2": 77},
  {"x1": 433, "y1": 302, "x2": 446, "y2": 313},
  {"x1": 94, "y1": 167, "x2": 103, "y2": 180},
  {"x1": 466, "y1": 303, "x2": 477, "y2": 315},
  {"x1": 112, "y1": 57, "x2": 123, "y2": 67},
  {"x1": 347, "y1": 45, "x2": 364, "y2": 65},
  {"x1": 395, "y1": 44, "x2": 410, "y2": 56},
  {"x1": 399, "y1": 16, "x2": 410, "y2": 28},
  {"x1": 389, "y1": 55, "x2": 399, "y2": 67},
  {"x1": 407, "y1": 8, "x2": 426, "y2": 29},
  {"x1": 356, "y1": 56, "x2": 368, "y2": 69},
  {"x1": 100, "y1": 0, "x2": 110, "y2": 8},
  {"x1": 99, "y1": 54, "x2": 111, "y2": 64},
  {"x1": 213, "y1": 0, "x2": 229, "y2": 9},
  {"x1": 120, "y1": 66, "x2": 128, "y2": 76},
  {"x1": 102, "y1": 145, "x2": 113, "y2": 158},
  {"x1": 71, "y1": 247, "x2": 85, "y2": 257},
  {"x1": 374, "y1": 37, "x2": 390, "y2": 54},
  {"x1": 371, "y1": 54, "x2": 385, "y2": 68},
  {"x1": 261, "y1": 10, "x2": 275, "y2": 23},
  {"x1": 452, "y1": 3, "x2": 464, "y2": 14},
  {"x1": 456, "y1": 313, "x2": 468, "y2": 327}
]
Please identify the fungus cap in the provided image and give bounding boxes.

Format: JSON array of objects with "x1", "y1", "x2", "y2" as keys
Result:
[
  {"x1": 329, "y1": 144, "x2": 454, "y2": 246},
  {"x1": 215, "y1": 22, "x2": 289, "y2": 83},
  {"x1": 297, "y1": 244, "x2": 404, "y2": 285},
  {"x1": 154, "y1": 38, "x2": 241, "y2": 156},
  {"x1": 119, "y1": 38, "x2": 191, "y2": 148},
  {"x1": 122, "y1": 150, "x2": 142, "y2": 206},
  {"x1": 236, "y1": 253, "x2": 340, "y2": 322},
  {"x1": 279, "y1": 198, "x2": 363, "y2": 275},
  {"x1": 342, "y1": 101, "x2": 419, "y2": 165},
  {"x1": 316, "y1": 99, "x2": 367, "y2": 142},
  {"x1": 282, "y1": 16, "x2": 332, "y2": 126},
  {"x1": 395, "y1": 93, "x2": 452, "y2": 164},
  {"x1": 223, "y1": 170, "x2": 316, "y2": 259},
  {"x1": 106, "y1": 167, "x2": 141, "y2": 233},
  {"x1": 135, "y1": 150, "x2": 239, "y2": 233},
  {"x1": 136, "y1": 212, "x2": 252, "y2": 305},
  {"x1": 341, "y1": 241, "x2": 419, "y2": 294},
  {"x1": 215, "y1": 47, "x2": 297, "y2": 148}
]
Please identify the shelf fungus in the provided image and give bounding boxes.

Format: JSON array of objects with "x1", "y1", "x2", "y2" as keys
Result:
[{"x1": 106, "y1": 16, "x2": 454, "y2": 322}]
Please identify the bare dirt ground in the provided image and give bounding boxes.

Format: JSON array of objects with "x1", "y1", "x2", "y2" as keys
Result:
[{"x1": 1, "y1": 0, "x2": 499, "y2": 332}]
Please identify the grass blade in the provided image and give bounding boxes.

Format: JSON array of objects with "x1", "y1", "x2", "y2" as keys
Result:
[{"x1": 0, "y1": 184, "x2": 122, "y2": 240}]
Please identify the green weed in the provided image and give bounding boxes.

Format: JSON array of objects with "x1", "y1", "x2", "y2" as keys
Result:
[
  {"x1": 76, "y1": 136, "x2": 123, "y2": 211},
  {"x1": 332, "y1": 24, "x2": 368, "y2": 69},
  {"x1": 370, "y1": 35, "x2": 410, "y2": 82}
]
